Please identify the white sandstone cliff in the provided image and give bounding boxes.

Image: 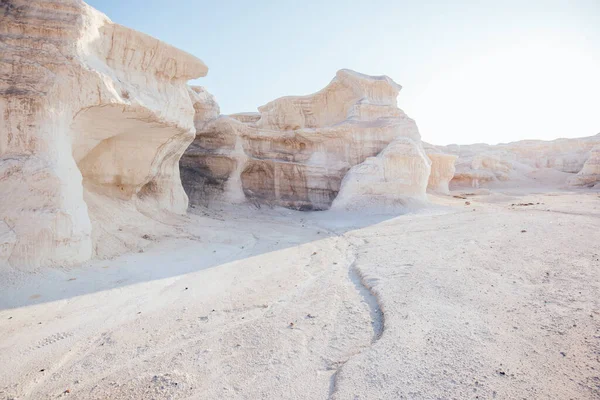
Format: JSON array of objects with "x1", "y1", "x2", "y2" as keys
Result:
[
  {"x1": 180, "y1": 69, "x2": 429, "y2": 210},
  {"x1": 434, "y1": 134, "x2": 600, "y2": 189},
  {"x1": 0, "y1": 0, "x2": 207, "y2": 269}
]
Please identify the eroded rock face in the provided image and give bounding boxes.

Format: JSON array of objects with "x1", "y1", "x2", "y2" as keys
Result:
[
  {"x1": 426, "y1": 153, "x2": 458, "y2": 194},
  {"x1": 434, "y1": 134, "x2": 600, "y2": 189},
  {"x1": 568, "y1": 145, "x2": 600, "y2": 188},
  {"x1": 181, "y1": 69, "x2": 424, "y2": 210},
  {"x1": 0, "y1": 0, "x2": 207, "y2": 268},
  {"x1": 423, "y1": 144, "x2": 457, "y2": 194},
  {"x1": 331, "y1": 138, "x2": 431, "y2": 211}
]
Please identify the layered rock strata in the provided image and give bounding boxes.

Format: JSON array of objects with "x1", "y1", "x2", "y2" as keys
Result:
[
  {"x1": 0, "y1": 0, "x2": 207, "y2": 268},
  {"x1": 181, "y1": 69, "x2": 429, "y2": 210},
  {"x1": 568, "y1": 145, "x2": 600, "y2": 188},
  {"x1": 433, "y1": 134, "x2": 600, "y2": 189}
]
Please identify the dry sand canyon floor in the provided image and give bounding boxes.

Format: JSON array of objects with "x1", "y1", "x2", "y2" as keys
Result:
[{"x1": 0, "y1": 189, "x2": 599, "y2": 399}]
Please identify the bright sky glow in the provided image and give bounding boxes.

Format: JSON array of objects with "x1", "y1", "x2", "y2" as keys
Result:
[{"x1": 87, "y1": 0, "x2": 600, "y2": 145}]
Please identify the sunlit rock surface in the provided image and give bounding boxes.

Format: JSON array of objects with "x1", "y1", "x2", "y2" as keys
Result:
[
  {"x1": 181, "y1": 69, "x2": 428, "y2": 210},
  {"x1": 423, "y1": 144, "x2": 457, "y2": 194},
  {"x1": 0, "y1": 0, "x2": 207, "y2": 268},
  {"x1": 568, "y1": 144, "x2": 600, "y2": 188},
  {"x1": 331, "y1": 138, "x2": 431, "y2": 211},
  {"x1": 433, "y1": 134, "x2": 600, "y2": 189}
]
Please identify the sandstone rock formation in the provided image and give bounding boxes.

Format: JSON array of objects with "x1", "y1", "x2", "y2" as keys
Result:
[
  {"x1": 423, "y1": 145, "x2": 458, "y2": 194},
  {"x1": 434, "y1": 134, "x2": 600, "y2": 189},
  {"x1": 180, "y1": 69, "x2": 428, "y2": 210},
  {"x1": 0, "y1": 0, "x2": 207, "y2": 268},
  {"x1": 568, "y1": 145, "x2": 600, "y2": 188},
  {"x1": 331, "y1": 138, "x2": 431, "y2": 211}
]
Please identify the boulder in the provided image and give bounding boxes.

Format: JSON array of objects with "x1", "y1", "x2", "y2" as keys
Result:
[{"x1": 331, "y1": 138, "x2": 431, "y2": 211}]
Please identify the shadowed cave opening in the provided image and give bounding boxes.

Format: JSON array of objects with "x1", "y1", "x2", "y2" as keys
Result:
[{"x1": 239, "y1": 160, "x2": 341, "y2": 211}]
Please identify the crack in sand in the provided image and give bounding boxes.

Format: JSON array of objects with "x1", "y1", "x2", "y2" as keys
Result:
[
  {"x1": 348, "y1": 261, "x2": 385, "y2": 342},
  {"x1": 328, "y1": 238, "x2": 385, "y2": 399}
]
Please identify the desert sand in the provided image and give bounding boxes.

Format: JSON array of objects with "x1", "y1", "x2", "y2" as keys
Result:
[
  {"x1": 1, "y1": 2, "x2": 599, "y2": 399},
  {"x1": 1, "y1": 188, "x2": 598, "y2": 399}
]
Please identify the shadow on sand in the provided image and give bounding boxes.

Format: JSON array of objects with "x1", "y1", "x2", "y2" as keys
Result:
[{"x1": 0, "y1": 203, "x2": 438, "y2": 311}]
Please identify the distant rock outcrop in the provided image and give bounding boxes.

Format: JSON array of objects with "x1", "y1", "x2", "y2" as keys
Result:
[
  {"x1": 434, "y1": 134, "x2": 600, "y2": 189},
  {"x1": 0, "y1": 0, "x2": 207, "y2": 268},
  {"x1": 568, "y1": 145, "x2": 600, "y2": 188},
  {"x1": 180, "y1": 69, "x2": 430, "y2": 210}
]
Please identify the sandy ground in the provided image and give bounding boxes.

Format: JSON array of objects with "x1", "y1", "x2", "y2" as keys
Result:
[{"x1": 0, "y1": 189, "x2": 599, "y2": 399}]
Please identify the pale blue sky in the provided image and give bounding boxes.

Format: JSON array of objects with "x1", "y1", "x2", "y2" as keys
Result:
[{"x1": 87, "y1": 0, "x2": 600, "y2": 145}]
